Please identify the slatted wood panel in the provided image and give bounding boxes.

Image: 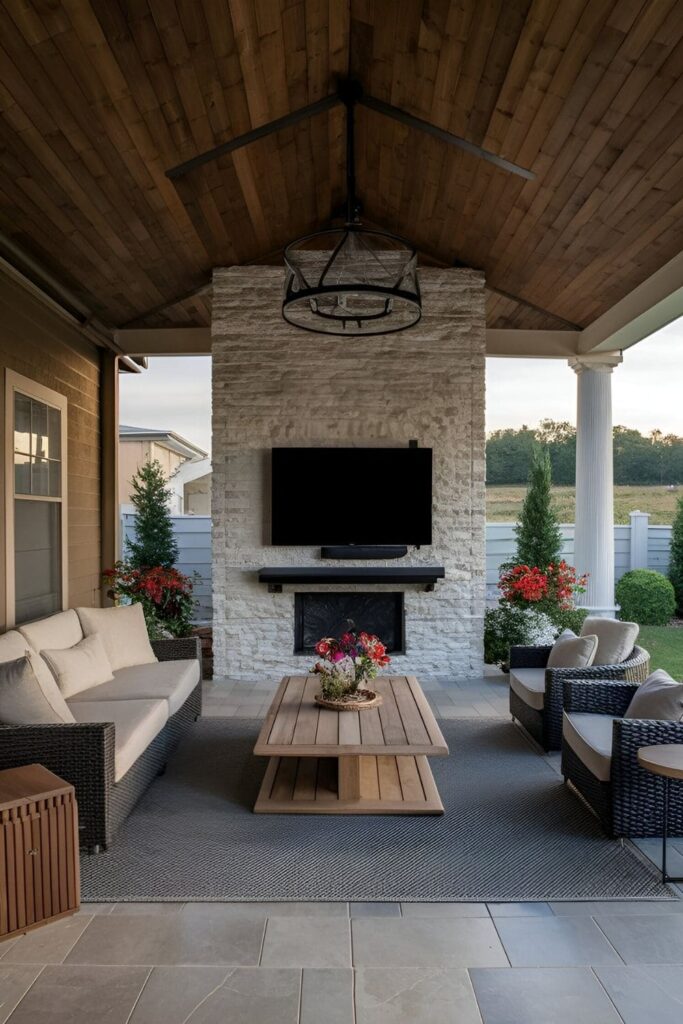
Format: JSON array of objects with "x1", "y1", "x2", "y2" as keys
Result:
[
  {"x1": 0, "y1": 2, "x2": 682, "y2": 332},
  {"x1": 254, "y1": 675, "x2": 448, "y2": 757},
  {"x1": 0, "y1": 764, "x2": 80, "y2": 941},
  {"x1": 254, "y1": 753, "x2": 444, "y2": 814}
]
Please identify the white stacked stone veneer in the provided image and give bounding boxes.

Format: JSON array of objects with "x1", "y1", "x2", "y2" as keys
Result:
[{"x1": 211, "y1": 266, "x2": 486, "y2": 681}]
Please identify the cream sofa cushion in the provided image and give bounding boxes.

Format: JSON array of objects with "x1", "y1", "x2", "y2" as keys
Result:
[
  {"x1": 510, "y1": 668, "x2": 546, "y2": 711},
  {"x1": 562, "y1": 711, "x2": 615, "y2": 782},
  {"x1": 547, "y1": 630, "x2": 598, "y2": 669},
  {"x1": 580, "y1": 617, "x2": 638, "y2": 665},
  {"x1": 625, "y1": 669, "x2": 683, "y2": 722},
  {"x1": 71, "y1": 658, "x2": 200, "y2": 716},
  {"x1": 77, "y1": 604, "x2": 157, "y2": 672},
  {"x1": 41, "y1": 634, "x2": 114, "y2": 700},
  {"x1": 19, "y1": 609, "x2": 83, "y2": 654},
  {"x1": 1, "y1": 628, "x2": 75, "y2": 702},
  {"x1": 68, "y1": 698, "x2": 168, "y2": 782},
  {"x1": 0, "y1": 651, "x2": 75, "y2": 725}
]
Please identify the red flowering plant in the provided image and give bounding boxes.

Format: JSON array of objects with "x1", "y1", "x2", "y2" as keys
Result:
[
  {"x1": 103, "y1": 561, "x2": 198, "y2": 639},
  {"x1": 311, "y1": 630, "x2": 390, "y2": 701},
  {"x1": 499, "y1": 560, "x2": 588, "y2": 613}
]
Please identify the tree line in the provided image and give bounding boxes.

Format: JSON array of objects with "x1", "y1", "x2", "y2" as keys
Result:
[{"x1": 486, "y1": 420, "x2": 683, "y2": 486}]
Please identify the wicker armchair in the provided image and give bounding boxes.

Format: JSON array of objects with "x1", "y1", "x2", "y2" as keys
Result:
[
  {"x1": 0, "y1": 637, "x2": 202, "y2": 853},
  {"x1": 561, "y1": 678, "x2": 683, "y2": 837},
  {"x1": 509, "y1": 643, "x2": 650, "y2": 751}
]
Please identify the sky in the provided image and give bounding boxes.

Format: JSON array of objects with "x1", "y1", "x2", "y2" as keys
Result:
[{"x1": 119, "y1": 318, "x2": 683, "y2": 456}]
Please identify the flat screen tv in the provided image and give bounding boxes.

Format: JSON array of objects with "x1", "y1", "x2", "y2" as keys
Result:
[{"x1": 271, "y1": 447, "x2": 432, "y2": 545}]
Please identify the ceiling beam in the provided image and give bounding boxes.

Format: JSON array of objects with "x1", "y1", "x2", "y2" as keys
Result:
[
  {"x1": 486, "y1": 329, "x2": 580, "y2": 358},
  {"x1": 113, "y1": 327, "x2": 211, "y2": 356},
  {"x1": 579, "y1": 250, "x2": 683, "y2": 353}
]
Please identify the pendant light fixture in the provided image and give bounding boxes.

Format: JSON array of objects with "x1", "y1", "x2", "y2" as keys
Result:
[{"x1": 282, "y1": 81, "x2": 421, "y2": 336}]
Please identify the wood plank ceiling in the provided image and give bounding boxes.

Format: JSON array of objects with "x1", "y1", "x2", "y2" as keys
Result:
[{"x1": 0, "y1": 0, "x2": 682, "y2": 333}]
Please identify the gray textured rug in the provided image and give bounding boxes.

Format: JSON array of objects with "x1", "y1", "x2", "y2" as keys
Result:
[{"x1": 81, "y1": 717, "x2": 673, "y2": 902}]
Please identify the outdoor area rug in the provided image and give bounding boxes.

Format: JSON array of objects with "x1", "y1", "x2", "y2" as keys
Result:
[{"x1": 80, "y1": 717, "x2": 675, "y2": 902}]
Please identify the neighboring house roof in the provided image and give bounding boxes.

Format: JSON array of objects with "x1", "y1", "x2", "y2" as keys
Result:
[{"x1": 119, "y1": 424, "x2": 208, "y2": 461}]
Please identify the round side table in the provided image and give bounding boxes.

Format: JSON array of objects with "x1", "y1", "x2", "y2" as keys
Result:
[{"x1": 637, "y1": 744, "x2": 683, "y2": 884}]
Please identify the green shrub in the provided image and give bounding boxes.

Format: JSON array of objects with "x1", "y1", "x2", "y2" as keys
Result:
[
  {"x1": 549, "y1": 607, "x2": 589, "y2": 635},
  {"x1": 669, "y1": 495, "x2": 683, "y2": 614},
  {"x1": 514, "y1": 446, "x2": 563, "y2": 569},
  {"x1": 616, "y1": 569, "x2": 676, "y2": 626},
  {"x1": 484, "y1": 604, "x2": 557, "y2": 668}
]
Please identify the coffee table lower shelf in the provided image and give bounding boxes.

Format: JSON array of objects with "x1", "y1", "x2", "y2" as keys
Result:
[{"x1": 254, "y1": 753, "x2": 444, "y2": 815}]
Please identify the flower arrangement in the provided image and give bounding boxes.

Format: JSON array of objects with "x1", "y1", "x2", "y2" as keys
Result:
[
  {"x1": 499, "y1": 560, "x2": 588, "y2": 611},
  {"x1": 312, "y1": 630, "x2": 390, "y2": 704},
  {"x1": 103, "y1": 561, "x2": 197, "y2": 639}
]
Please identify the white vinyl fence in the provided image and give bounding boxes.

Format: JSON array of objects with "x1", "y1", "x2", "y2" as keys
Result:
[
  {"x1": 486, "y1": 511, "x2": 672, "y2": 600},
  {"x1": 120, "y1": 513, "x2": 212, "y2": 621}
]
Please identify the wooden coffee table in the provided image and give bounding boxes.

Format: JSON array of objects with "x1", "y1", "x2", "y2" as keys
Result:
[{"x1": 253, "y1": 675, "x2": 449, "y2": 815}]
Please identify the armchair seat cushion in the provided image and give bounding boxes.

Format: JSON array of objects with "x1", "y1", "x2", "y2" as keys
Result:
[
  {"x1": 510, "y1": 668, "x2": 546, "y2": 710},
  {"x1": 71, "y1": 659, "x2": 200, "y2": 716},
  {"x1": 68, "y1": 698, "x2": 168, "y2": 782},
  {"x1": 563, "y1": 711, "x2": 616, "y2": 782}
]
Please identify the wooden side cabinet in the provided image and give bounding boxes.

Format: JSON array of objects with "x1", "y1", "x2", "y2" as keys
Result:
[{"x1": 0, "y1": 764, "x2": 80, "y2": 942}]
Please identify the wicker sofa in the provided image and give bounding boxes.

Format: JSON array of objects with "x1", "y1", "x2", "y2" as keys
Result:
[
  {"x1": 0, "y1": 609, "x2": 202, "y2": 852},
  {"x1": 509, "y1": 641, "x2": 650, "y2": 752},
  {"x1": 561, "y1": 678, "x2": 683, "y2": 837}
]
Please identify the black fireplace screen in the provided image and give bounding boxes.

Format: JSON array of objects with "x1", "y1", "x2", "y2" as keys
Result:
[{"x1": 294, "y1": 592, "x2": 405, "y2": 655}]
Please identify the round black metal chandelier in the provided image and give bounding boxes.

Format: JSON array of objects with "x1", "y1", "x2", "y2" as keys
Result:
[{"x1": 282, "y1": 83, "x2": 421, "y2": 336}]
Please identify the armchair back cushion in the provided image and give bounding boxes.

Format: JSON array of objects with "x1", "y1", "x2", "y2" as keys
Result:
[
  {"x1": 77, "y1": 604, "x2": 157, "y2": 672},
  {"x1": 547, "y1": 630, "x2": 598, "y2": 669},
  {"x1": 0, "y1": 651, "x2": 75, "y2": 725},
  {"x1": 18, "y1": 609, "x2": 83, "y2": 654},
  {"x1": 581, "y1": 617, "x2": 638, "y2": 665},
  {"x1": 624, "y1": 669, "x2": 683, "y2": 722},
  {"x1": 42, "y1": 633, "x2": 114, "y2": 699}
]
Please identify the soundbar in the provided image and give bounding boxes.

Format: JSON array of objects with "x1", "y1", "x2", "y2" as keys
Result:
[{"x1": 321, "y1": 545, "x2": 408, "y2": 560}]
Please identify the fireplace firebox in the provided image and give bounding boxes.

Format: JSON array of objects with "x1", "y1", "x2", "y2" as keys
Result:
[{"x1": 294, "y1": 592, "x2": 405, "y2": 655}]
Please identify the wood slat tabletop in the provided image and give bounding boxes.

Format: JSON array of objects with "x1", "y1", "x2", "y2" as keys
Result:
[{"x1": 254, "y1": 675, "x2": 449, "y2": 758}]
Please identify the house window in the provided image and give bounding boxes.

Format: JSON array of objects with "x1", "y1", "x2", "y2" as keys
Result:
[{"x1": 5, "y1": 371, "x2": 67, "y2": 625}]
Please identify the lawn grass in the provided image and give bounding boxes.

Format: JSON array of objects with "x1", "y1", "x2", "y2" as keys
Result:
[
  {"x1": 486, "y1": 484, "x2": 681, "y2": 525},
  {"x1": 638, "y1": 625, "x2": 683, "y2": 680}
]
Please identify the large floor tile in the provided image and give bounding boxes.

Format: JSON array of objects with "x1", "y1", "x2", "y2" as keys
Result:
[
  {"x1": 180, "y1": 901, "x2": 348, "y2": 920},
  {"x1": 128, "y1": 966, "x2": 229, "y2": 1024},
  {"x1": 154, "y1": 968, "x2": 300, "y2": 1024},
  {"x1": 301, "y1": 969, "x2": 354, "y2": 1024},
  {"x1": 351, "y1": 918, "x2": 507, "y2": 968},
  {"x1": 2, "y1": 915, "x2": 93, "y2": 964},
  {"x1": 494, "y1": 916, "x2": 622, "y2": 966},
  {"x1": 350, "y1": 903, "x2": 401, "y2": 918},
  {"x1": 487, "y1": 903, "x2": 553, "y2": 918},
  {"x1": 595, "y1": 914, "x2": 683, "y2": 963},
  {"x1": 0, "y1": 965, "x2": 43, "y2": 1024},
  {"x1": 355, "y1": 968, "x2": 481, "y2": 1024},
  {"x1": 549, "y1": 900, "x2": 683, "y2": 915},
  {"x1": 400, "y1": 903, "x2": 489, "y2": 918},
  {"x1": 6, "y1": 964, "x2": 149, "y2": 1024},
  {"x1": 470, "y1": 967, "x2": 622, "y2": 1024},
  {"x1": 594, "y1": 964, "x2": 683, "y2": 1024},
  {"x1": 260, "y1": 917, "x2": 351, "y2": 968},
  {"x1": 110, "y1": 902, "x2": 185, "y2": 915},
  {"x1": 64, "y1": 911, "x2": 265, "y2": 966}
]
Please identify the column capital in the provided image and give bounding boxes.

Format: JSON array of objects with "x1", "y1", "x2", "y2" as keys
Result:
[{"x1": 568, "y1": 351, "x2": 623, "y2": 375}]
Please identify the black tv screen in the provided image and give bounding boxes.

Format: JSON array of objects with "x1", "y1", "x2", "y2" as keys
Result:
[{"x1": 271, "y1": 447, "x2": 432, "y2": 545}]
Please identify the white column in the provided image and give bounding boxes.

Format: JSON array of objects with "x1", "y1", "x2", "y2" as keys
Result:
[{"x1": 569, "y1": 353, "x2": 622, "y2": 617}]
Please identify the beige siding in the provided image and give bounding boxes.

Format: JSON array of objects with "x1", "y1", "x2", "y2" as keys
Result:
[
  {"x1": 118, "y1": 438, "x2": 187, "y2": 504},
  {"x1": 0, "y1": 271, "x2": 102, "y2": 630}
]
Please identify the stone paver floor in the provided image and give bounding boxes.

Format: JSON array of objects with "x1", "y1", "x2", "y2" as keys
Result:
[{"x1": 2, "y1": 671, "x2": 681, "y2": 1023}]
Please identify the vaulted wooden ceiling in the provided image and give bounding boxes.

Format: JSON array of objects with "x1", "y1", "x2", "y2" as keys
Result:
[{"x1": 0, "y1": 0, "x2": 682, "y2": 333}]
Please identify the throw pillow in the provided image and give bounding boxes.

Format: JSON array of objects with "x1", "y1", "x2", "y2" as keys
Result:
[
  {"x1": 547, "y1": 630, "x2": 598, "y2": 669},
  {"x1": 41, "y1": 633, "x2": 114, "y2": 699},
  {"x1": 0, "y1": 650, "x2": 75, "y2": 725},
  {"x1": 625, "y1": 669, "x2": 683, "y2": 721},
  {"x1": 580, "y1": 617, "x2": 639, "y2": 665},
  {"x1": 76, "y1": 603, "x2": 157, "y2": 672}
]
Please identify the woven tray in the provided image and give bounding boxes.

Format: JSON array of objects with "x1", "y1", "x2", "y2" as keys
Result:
[{"x1": 314, "y1": 689, "x2": 382, "y2": 712}]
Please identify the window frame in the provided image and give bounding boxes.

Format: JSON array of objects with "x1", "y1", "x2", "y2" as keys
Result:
[{"x1": 5, "y1": 369, "x2": 68, "y2": 627}]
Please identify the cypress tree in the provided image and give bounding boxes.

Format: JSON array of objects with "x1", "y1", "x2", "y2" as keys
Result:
[
  {"x1": 669, "y1": 495, "x2": 683, "y2": 615},
  {"x1": 127, "y1": 459, "x2": 179, "y2": 569},
  {"x1": 514, "y1": 446, "x2": 563, "y2": 568}
]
